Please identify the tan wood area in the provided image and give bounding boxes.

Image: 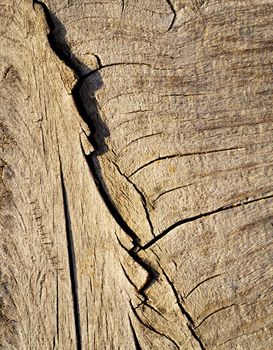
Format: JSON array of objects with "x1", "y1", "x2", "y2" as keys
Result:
[{"x1": 0, "y1": 0, "x2": 273, "y2": 348}]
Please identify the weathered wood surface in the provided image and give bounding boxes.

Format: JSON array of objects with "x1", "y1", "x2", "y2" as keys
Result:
[{"x1": 1, "y1": 0, "x2": 273, "y2": 349}]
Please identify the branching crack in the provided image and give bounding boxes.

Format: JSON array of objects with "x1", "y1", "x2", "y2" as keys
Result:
[
  {"x1": 33, "y1": 0, "x2": 159, "y2": 341},
  {"x1": 160, "y1": 268, "x2": 193, "y2": 324},
  {"x1": 160, "y1": 268, "x2": 205, "y2": 349},
  {"x1": 115, "y1": 234, "x2": 159, "y2": 304},
  {"x1": 33, "y1": 3, "x2": 252, "y2": 349}
]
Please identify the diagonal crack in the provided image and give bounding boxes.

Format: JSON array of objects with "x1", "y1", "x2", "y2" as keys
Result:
[
  {"x1": 185, "y1": 274, "x2": 221, "y2": 299},
  {"x1": 141, "y1": 193, "x2": 273, "y2": 251},
  {"x1": 159, "y1": 266, "x2": 205, "y2": 349},
  {"x1": 115, "y1": 233, "x2": 159, "y2": 303},
  {"x1": 195, "y1": 304, "x2": 237, "y2": 329},
  {"x1": 33, "y1": 0, "x2": 160, "y2": 340},
  {"x1": 130, "y1": 301, "x2": 180, "y2": 349},
  {"x1": 165, "y1": 0, "x2": 177, "y2": 31},
  {"x1": 33, "y1": 3, "x2": 267, "y2": 349},
  {"x1": 113, "y1": 161, "x2": 155, "y2": 237}
]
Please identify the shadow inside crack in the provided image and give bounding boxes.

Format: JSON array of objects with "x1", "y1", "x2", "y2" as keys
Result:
[
  {"x1": 73, "y1": 74, "x2": 109, "y2": 156},
  {"x1": 35, "y1": 1, "x2": 141, "y2": 245},
  {"x1": 34, "y1": 0, "x2": 110, "y2": 154},
  {"x1": 35, "y1": 1, "x2": 161, "y2": 315}
]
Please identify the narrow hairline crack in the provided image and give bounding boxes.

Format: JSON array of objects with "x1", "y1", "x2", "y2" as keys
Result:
[
  {"x1": 129, "y1": 146, "x2": 245, "y2": 177},
  {"x1": 185, "y1": 274, "x2": 222, "y2": 299},
  {"x1": 129, "y1": 301, "x2": 180, "y2": 349},
  {"x1": 195, "y1": 304, "x2": 237, "y2": 329},
  {"x1": 112, "y1": 160, "x2": 155, "y2": 237},
  {"x1": 59, "y1": 163, "x2": 82, "y2": 350}
]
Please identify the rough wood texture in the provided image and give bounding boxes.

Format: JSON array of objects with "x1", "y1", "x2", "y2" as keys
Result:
[{"x1": 1, "y1": 0, "x2": 273, "y2": 349}]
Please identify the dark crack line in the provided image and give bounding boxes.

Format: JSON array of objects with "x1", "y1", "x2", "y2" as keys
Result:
[
  {"x1": 113, "y1": 161, "x2": 155, "y2": 237},
  {"x1": 188, "y1": 325, "x2": 205, "y2": 350},
  {"x1": 3, "y1": 65, "x2": 13, "y2": 79},
  {"x1": 160, "y1": 268, "x2": 205, "y2": 350},
  {"x1": 120, "y1": 132, "x2": 164, "y2": 151},
  {"x1": 33, "y1": 0, "x2": 150, "y2": 80},
  {"x1": 195, "y1": 304, "x2": 237, "y2": 329},
  {"x1": 60, "y1": 166, "x2": 82, "y2": 350},
  {"x1": 185, "y1": 274, "x2": 221, "y2": 299},
  {"x1": 160, "y1": 268, "x2": 193, "y2": 324},
  {"x1": 92, "y1": 53, "x2": 103, "y2": 68},
  {"x1": 85, "y1": 295, "x2": 89, "y2": 344},
  {"x1": 32, "y1": 1, "x2": 144, "y2": 248},
  {"x1": 33, "y1": 3, "x2": 233, "y2": 348},
  {"x1": 153, "y1": 182, "x2": 196, "y2": 203},
  {"x1": 141, "y1": 193, "x2": 273, "y2": 251},
  {"x1": 115, "y1": 234, "x2": 158, "y2": 303},
  {"x1": 139, "y1": 301, "x2": 169, "y2": 321},
  {"x1": 129, "y1": 146, "x2": 244, "y2": 177},
  {"x1": 56, "y1": 271, "x2": 59, "y2": 345},
  {"x1": 121, "y1": 0, "x2": 126, "y2": 16},
  {"x1": 128, "y1": 315, "x2": 142, "y2": 350},
  {"x1": 165, "y1": 0, "x2": 176, "y2": 31},
  {"x1": 119, "y1": 262, "x2": 139, "y2": 293},
  {"x1": 130, "y1": 301, "x2": 180, "y2": 349},
  {"x1": 81, "y1": 142, "x2": 141, "y2": 246},
  {"x1": 34, "y1": 0, "x2": 160, "y2": 336},
  {"x1": 33, "y1": 0, "x2": 82, "y2": 76},
  {"x1": 81, "y1": 61, "x2": 151, "y2": 81}
]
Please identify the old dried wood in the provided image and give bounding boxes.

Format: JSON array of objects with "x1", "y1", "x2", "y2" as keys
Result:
[{"x1": 0, "y1": 0, "x2": 273, "y2": 349}]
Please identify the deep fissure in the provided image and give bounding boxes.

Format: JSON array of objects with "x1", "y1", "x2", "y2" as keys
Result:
[
  {"x1": 33, "y1": 2, "x2": 223, "y2": 348},
  {"x1": 33, "y1": 0, "x2": 158, "y2": 330}
]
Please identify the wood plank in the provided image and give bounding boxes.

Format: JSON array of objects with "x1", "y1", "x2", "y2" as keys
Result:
[{"x1": 1, "y1": 0, "x2": 272, "y2": 348}]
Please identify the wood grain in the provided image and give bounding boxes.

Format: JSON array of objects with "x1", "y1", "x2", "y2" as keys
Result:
[{"x1": 1, "y1": 0, "x2": 273, "y2": 348}]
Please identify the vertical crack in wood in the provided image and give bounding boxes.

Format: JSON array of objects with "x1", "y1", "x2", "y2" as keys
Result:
[
  {"x1": 33, "y1": 1, "x2": 203, "y2": 347},
  {"x1": 121, "y1": 0, "x2": 126, "y2": 16},
  {"x1": 56, "y1": 270, "x2": 59, "y2": 347},
  {"x1": 60, "y1": 166, "x2": 82, "y2": 350},
  {"x1": 33, "y1": 0, "x2": 156, "y2": 293},
  {"x1": 128, "y1": 315, "x2": 142, "y2": 350},
  {"x1": 165, "y1": 0, "x2": 176, "y2": 31}
]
